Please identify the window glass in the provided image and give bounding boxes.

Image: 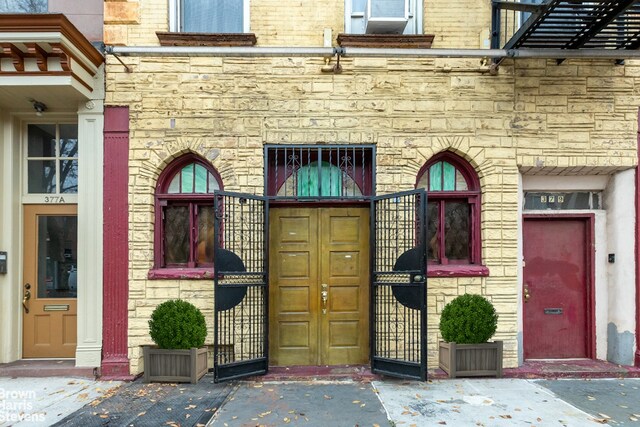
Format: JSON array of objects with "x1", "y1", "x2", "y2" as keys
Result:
[
  {"x1": 426, "y1": 201, "x2": 439, "y2": 262},
  {"x1": 28, "y1": 124, "x2": 56, "y2": 157},
  {"x1": 0, "y1": 0, "x2": 47, "y2": 13},
  {"x1": 182, "y1": 0, "x2": 243, "y2": 33},
  {"x1": 524, "y1": 192, "x2": 602, "y2": 210},
  {"x1": 196, "y1": 205, "x2": 215, "y2": 265},
  {"x1": 167, "y1": 162, "x2": 218, "y2": 194},
  {"x1": 27, "y1": 124, "x2": 78, "y2": 195},
  {"x1": 37, "y1": 215, "x2": 77, "y2": 299},
  {"x1": 352, "y1": 0, "x2": 366, "y2": 12},
  {"x1": 429, "y1": 161, "x2": 442, "y2": 191},
  {"x1": 297, "y1": 161, "x2": 344, "y2": 197},
  {"x1": 444, "y1": 201, "x2": 469, "y2": 261},
  {"x1": 164, "y1": 205, "x2": 190, "y2": 265},
  {"x1": 442, "y1": 161, "x2": 455, "y2": 191},
  {"x1": 59, "y1": 160, "x2": 78, "y2": 193},
  {"x1": 28, "y1": 160, "x2": 56, "y2": 193},
  {"x1": 59, "y1": 124, "x2": 78, "y2": 157}
]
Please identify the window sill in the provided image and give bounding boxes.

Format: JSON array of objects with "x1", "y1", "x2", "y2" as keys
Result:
[
  {"x1": 427, "y1": 265, "x2": 489, "y2": 278},
  {"x1": 337, "y1": 33, "x2": 434, "y2": 49},
  {"x1": 148, "y1": 268, "x2": 214, "y2": 280},
  {"x1": 156, "y1": 32, "x2": 257, "y2": 47}
]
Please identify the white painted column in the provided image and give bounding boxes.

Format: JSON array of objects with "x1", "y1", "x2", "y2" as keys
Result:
[
  {"x1": 75, "y1": 66, "x2": 105, "y2": 367},
  {"x1": 605, "y1": 169, "x2": 637, "y2": 366},
  {"x1": 0, "y1": 113, "x2": 21, "y2": 363}
]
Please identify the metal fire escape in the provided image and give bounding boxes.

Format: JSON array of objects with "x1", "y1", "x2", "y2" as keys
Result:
[{"x1": 492, "y1": 0, "x2": 640, "y2": 61}]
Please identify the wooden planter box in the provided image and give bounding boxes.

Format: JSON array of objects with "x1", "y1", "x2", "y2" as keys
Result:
[
  {"x1": 439, "y1": 341, "x2": 503, "y2": 378},
  {"x1": 143, "y1": 346, "x2": 208, "y2": 384}
]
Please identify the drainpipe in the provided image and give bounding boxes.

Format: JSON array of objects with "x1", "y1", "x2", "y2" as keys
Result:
[
  {"x1": 107, "y1": 45, "x2": 640, "y2": 59},
  {"x1": 636, "y1": 108, "x2": 640, "y2": 367}
]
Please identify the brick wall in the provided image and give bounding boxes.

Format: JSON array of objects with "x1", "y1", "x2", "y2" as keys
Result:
[
  {"x1": 106, "y1": 53, "x2": 638, "y2": 374},
  {"x1": 103, "y1": 0, "x2": 490, "y2": 47}
]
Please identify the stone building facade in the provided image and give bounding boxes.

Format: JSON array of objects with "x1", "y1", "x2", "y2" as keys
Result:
[{"x1": 103, "y1": 0, "x2": 639, "y2": 377}]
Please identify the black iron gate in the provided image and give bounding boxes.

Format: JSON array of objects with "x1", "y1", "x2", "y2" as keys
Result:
[
  {"x1": 371, "y1": 189, "x2": 428, "y2": 380},
  {"x1": 213, "y1": 191, "x2": 269, "y2": 382}
]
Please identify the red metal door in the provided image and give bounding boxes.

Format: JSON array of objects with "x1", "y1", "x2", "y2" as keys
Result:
[{"x1": 523, "y1": 217, "x2": 591, "y2": 359}]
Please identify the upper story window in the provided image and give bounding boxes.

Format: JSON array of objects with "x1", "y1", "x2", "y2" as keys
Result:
[
  {"x1": 154, "y1": 154, "x2": 222, "y2": 271},
  {"x1": 169, "y1": 0, "x2": 250, "y2": 33},
  {"x1": 416, "y1": 152, "x2": 481, "y2": 267},
  {"x1": 26, "y1": 124, "x2": 78, "y2": 195},
  {"x1": 0, "y1": 0, "x2": 47, "y2": 13},
  {"x1": 346, "y1": 0, "x2": 422, "y2": 34}
]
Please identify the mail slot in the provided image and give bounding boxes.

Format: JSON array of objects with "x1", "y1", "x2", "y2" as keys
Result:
[
  {"x1": 544, "y1": 308, "x2": 563, "y2": 315},
  {"x1": 0, "y1": 251, "x2": 6, "y2": 274},
  {"x1": 44, "y1": 304, "x2": 70, "y2": 312}
]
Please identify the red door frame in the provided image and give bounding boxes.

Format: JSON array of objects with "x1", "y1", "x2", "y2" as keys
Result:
[{"x1": 522, "y1": 213, "x2": 596, "y2": 359}]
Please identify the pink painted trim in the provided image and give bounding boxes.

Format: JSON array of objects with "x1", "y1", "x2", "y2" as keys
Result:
[
  {"x1": 427, "y1": 264, "x2": 489, "y2": 277},
  {"x1": 148, "y1": 268, "x2": 214, "y2": 280},
  {"x1": 636, "y1": 107, "x2": 640, "y2": 367},
  {"x1": 101, "y1": 106, "x2": 130, "y2": 379},
  {"x1": 523, "y1": 213, "x2": 597, "y2": 360}
]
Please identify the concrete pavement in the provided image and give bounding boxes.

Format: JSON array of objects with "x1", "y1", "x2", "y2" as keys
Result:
[
  {"x1": 0, "y1": 377, "x2": 121, "y2": 427},
  {"x1": 3, "y1": 375, "x2": 640, "y2": 426}
]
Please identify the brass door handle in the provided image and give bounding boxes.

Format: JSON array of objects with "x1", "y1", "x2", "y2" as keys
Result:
[
  {"x1": 321, "y1": 284, "x2": 328, "y2": 314},
  {"x1": 23, "y1": 284, "x2": 31, "y2": 314},
  {"x1": 524, "y1": 286, "x2": 531, "y2": 303}
]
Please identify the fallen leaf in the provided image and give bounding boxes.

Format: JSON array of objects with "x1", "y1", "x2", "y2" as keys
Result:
[
  {"x1": 588, "y1": 396, "x2": 596, "y2": 401},
  {"x1": 185, "y1": 405, "x2": 196, "y2": 410},
  {"x1": 324, "y1": 395, "x2": 332, "y2": 400},
  {"x1": 630, "y1": 416, "x2": 638, "y2": 421},
  {"x1": 99, "y1": 415, "x2": 109, "y2": 419},
  {"x1": 599, "y1": 413, "x2": 611, "y2": 419},
  {"x1": 499, "y1": 415, "x2": 512, "y2": 419},
  {"x1": 352, "y1": 400, "x2": 361, "y2": 404},
  {"x1": 283, "y1": 417, "x2": 291, "y2": 423}
]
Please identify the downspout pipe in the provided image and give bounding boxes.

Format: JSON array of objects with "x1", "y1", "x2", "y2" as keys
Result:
[{"x1": 107, "y1": 45, "x2": 640, "y2": 59}]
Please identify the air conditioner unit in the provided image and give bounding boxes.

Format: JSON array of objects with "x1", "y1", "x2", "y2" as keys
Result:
[{"x1": 364, "y1": 0, "x2": 409, "y2": 34}]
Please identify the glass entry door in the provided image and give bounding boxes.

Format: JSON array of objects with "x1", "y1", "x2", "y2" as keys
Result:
[{"x1": 22, "y1": 204, "x2": 78, "y2": 358}]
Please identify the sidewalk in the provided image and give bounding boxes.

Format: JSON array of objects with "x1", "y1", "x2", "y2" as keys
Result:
[
  {"x1": 0, "y1": 377, "x2": 120, "y2": 427},
  {"x1": 3, "y1": 375, "x2": 639, "y2": 426}
]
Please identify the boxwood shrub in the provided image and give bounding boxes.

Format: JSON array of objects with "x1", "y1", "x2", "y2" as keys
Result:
[
  {"x1": 148, "y1": 299, "x2": 207, "y2": 349},
  {"x1": 439, "y1": 294, "x2": 498, "y2": 344}
]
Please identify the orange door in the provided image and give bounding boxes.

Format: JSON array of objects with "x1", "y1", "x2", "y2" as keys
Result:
[
  {"x1": 23, "y1": 205, "x2": 78, "y2": 358},
  {"x1": 269, "y1": 207, "x2": 369, "y2": 366}
]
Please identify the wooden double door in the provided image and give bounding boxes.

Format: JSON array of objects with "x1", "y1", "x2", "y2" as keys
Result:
[{"x1": 269, "y1": 207, "x2": 369, "y2": 366}]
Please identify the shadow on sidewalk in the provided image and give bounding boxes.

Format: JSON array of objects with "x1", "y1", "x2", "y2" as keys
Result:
[{"x1": 53, "y1": 374, "x2": 233, "y2": 427}]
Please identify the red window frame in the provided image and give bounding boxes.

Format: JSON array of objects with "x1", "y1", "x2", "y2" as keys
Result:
[
  {"x1": 416, "y1": 152, "x2": 488, "y2": 277},
  {"x1": 151, "y1": 154, "x2": 223, "y2": 278}
]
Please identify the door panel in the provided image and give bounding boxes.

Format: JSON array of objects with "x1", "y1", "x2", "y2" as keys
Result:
[
  {"x1": 523, "y1": 218, "x2": 590, "y2": 359},
  {"x1": 269, "y1": 207, "x2": 369, "y2": 366},
  {"x1": 269, "y1": 208, "x2": 319, "y2": 365},
  {"x1": 23, "y1": 204, "x2": 78, "y2": 358},
  {"x1": 320, "y1": 208, "x2": 369, "y2": 365}
]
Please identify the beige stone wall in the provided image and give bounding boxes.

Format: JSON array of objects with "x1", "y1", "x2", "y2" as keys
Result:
[
  {"x1": 103, "y1": 0, "x2": 490, "y2": 47},
  {"x1": 106, "y1": 54, "x2": 638, "y2": 375}
]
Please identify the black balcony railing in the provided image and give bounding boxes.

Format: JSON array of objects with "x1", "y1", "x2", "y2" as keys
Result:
[{"x1": 492, "y1": 0, "x2": 640, "y2": 51}]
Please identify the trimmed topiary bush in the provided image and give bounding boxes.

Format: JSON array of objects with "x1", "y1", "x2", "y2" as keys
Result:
[
  {"x1": 439, "y1": 294, "x2": 498, "y2": 344},
  {"x1": 148, "y1": 299, "x2": 207, "y2": 349}
]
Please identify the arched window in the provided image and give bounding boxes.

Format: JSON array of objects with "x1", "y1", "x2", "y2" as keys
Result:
[
  {"x1": 154, "y1": 154, "x2": 222, "y2": 270},
  {"x1": 416, "y1": 153, "x2": 482, "y2": 268}
]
